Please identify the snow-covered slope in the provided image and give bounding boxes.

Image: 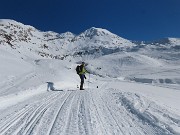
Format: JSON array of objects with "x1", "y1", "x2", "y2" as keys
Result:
[
  {"x1": 0, "y1": 19, "x2": 180, "y2": 135},
  {"x1": 0, "y1": 19, "x2": 76, "y2": 60},
  {"x1": 0, "y1": 19, "x2": 137, "y2": 60}
]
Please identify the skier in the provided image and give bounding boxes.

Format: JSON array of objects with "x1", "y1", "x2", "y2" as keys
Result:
[{"x1": 76, "y1": 62, "x2": 89, "y2": 90}]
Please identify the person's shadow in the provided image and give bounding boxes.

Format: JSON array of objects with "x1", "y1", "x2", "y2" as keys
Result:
[{"x1": 46, "y1": 82, "x2": 63, "y2": 91}]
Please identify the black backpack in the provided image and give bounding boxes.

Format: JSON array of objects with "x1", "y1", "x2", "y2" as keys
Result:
[{"x1": 76, "y1": 65, "x2": 82, "y2": 74}]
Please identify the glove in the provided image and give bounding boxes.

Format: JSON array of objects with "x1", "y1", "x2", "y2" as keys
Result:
[{"x1": 84, "y1": 75, "x2": 86, "y2": 79}]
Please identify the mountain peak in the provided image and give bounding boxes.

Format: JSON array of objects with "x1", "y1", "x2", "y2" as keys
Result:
[
  {"x1": 83, "y1": 27, "x2": 113, "y2": 37},
  {"x1": 60, "y1": 31, "x2": 75, "y2": 36}
]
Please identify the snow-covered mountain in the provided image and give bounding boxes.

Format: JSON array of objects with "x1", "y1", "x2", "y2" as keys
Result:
[
  {"x1": 0, "y1": 19, "x2": 135, "y2": 59},
  {"x1": 1, "y1": 19, "x2": 180, "y2": 85},
  {"x1": 0, "y1": 19, "x2": 180, "y2": 135},
  {"x1": 1, "y1": 19, "x2": 180, "y2": 61},
  {"x1": 0, "y1": 19, "x2": 76, "y2": 60}
]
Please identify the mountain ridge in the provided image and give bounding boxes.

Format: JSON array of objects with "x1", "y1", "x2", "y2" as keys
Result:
[
  {"x1": 0, "y1": 19, "x2": 180, "y2": 61},
  {"x1": 0, "y1": 19, "x2": 135, "y2": 59}
]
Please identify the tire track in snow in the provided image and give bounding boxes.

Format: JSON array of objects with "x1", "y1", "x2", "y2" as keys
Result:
[
  {"x1": 23, "y1": 92, "x2": 68, "y2": 135},
  {"x1": 1, "y1": 92, "x2": 58, "y2": 134},
  {"x1": 91, "y1": 91, "x2": 124, "y2": 134},
  {"x1": 0, "y1": 91, "x2": 63, "y2": 135},
  {"x1": 78, "y1": 91, "x2": 92, "y2": 135},
  {"x1": 62, "y1": 92, "x2": 81, "y2": 135},
  {"x1": 19, "y1": 94, "x2": 61, "y2": 135},
  {"x1": 48, "y1": 91, "x2": 76, "y2": 135},
  {"x1": 24, "y1": 92, "x2": 71, "y2": 135},
  {"x1": 88, "y1": 89, "x2": 109, "y2": 135},
  {"x1": 32, "y1": 93, "x2": 71, "y2": 135},
  {"x1": 0, "y1": 85, "x2": 177, "y2": 135},
  {"x1": 21, "y1": 92, "x2": 63, "y2": 134},
  {"x1": 90, "y1": 85, "x2": 170, "y2": 135},
  {"x1": 107, "y1": 90, "x2": 173, "y2": 135},
  {"x1": 0, "y1": 106, "x2": 34, "y2": 134},
  {"x1": 99, "y1": 95, "x2": 130, "y2": 134},
  {"x1": 79, "y1": 91, "x2": 94, "y2": 135},
  {"x1": 100, "y1": 92, "x2": 145, "y2": 135}
]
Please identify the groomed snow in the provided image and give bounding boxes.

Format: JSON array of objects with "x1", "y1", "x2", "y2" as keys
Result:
[{"x1": 0, "y1": 58, "x2": 179, "y2": 135}]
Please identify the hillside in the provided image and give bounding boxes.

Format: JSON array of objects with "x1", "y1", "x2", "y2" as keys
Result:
[{"x1": 0, "y1": 19, "x2": 180, "y2": 135}]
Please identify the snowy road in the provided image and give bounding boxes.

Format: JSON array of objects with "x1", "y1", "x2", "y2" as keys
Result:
[{"x1": 0, "y1": 80, "x2": 179, "y2": 135}]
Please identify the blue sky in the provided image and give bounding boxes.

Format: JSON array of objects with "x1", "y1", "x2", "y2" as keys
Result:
[{"x1": 0, "y1": 0, "x2": 180, "y2": 41}]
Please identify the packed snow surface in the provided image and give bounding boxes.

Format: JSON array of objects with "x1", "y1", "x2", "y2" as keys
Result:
[{"x1": 0, "y1": 19, "x2": 180, "y2": 135}]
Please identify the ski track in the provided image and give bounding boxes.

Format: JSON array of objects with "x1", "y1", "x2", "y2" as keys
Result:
[
  {"x1": 99, "y1": 90, "x2": 169, "y2": 135},
  {"x1": 0, "y1": 85, "x2": 178, "y2": 135}
]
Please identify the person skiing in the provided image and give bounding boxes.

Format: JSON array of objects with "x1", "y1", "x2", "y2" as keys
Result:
[{"x1": 76, "y1": 62, "x2": 89, "y2": 90}]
